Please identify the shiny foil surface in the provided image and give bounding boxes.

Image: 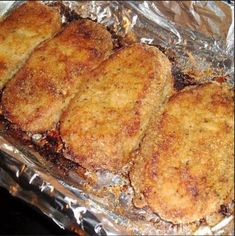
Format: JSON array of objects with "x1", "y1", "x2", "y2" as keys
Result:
[{"x1": 0, "y1": 1, "x2": 234, "y2": 235}]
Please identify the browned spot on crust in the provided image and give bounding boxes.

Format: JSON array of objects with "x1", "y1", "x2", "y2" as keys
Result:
[{"x1": 0, "y1": 61, "x2": 7, "y2": 70}]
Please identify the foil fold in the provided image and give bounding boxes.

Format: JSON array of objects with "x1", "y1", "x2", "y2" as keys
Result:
[{"x1": 0, "y1": 1, "x2": 234, "y2": 235}]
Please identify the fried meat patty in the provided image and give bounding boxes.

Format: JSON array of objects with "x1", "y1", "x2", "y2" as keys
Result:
[
  {"x1": 130, "y1": 82, "x2": 234, "y2": 224},
  {"x1": 60, "y1": 44, "x2": 173, "y2": 172},
  {"x1": 0, "y1": 2, "x2": 61, "y2": 89},
  {"x1": 2, "y1": 20, "x2": 113, "y2": 132}
]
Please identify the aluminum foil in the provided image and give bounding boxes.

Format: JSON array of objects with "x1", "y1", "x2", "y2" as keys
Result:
[{"x1": 0, "y1": 1, "x2": 234, "y2": 235}]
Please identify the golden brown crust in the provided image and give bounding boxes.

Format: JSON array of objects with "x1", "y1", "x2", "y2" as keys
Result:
[
  {"x1": 130, "y1": 82, "x2": 234, "y2": 224},
  {"x1": 60, "y1": 43, "x2": 173, "y2": 172},
  {"x1": 0, "y1": 2, "x2": 61, "y2": 89},
  {"x1": 2, "y1": 20, "x2": 113, "y2": 132}
]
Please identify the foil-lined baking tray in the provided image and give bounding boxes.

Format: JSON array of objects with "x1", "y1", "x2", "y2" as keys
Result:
[{"x1": 0, "y1": 1, "x2": 234, "y2": 235}]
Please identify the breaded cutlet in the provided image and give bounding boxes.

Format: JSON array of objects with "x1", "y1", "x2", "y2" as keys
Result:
[
  {"x1": 2, "y1": 20, "x2": 113, "y2": 132},
  {"x1": 130, "y1": 82, "x2": 234, "y2": 224},
  {"x1": 60, "y1": 43, "x2": 173, "y2": 172},
  {"x1": 0, "y1": 2, "x2": 61, "y2": 89}
]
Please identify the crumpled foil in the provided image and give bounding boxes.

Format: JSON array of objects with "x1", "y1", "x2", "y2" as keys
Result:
[{"x1": 0, "y1": 1, "x2": 234, "y2": 235}]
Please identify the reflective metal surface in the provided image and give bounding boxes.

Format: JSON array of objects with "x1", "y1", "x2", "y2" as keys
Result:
[{"x1": 0, "y1": 1, "x2": 234, "y2": 235}]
